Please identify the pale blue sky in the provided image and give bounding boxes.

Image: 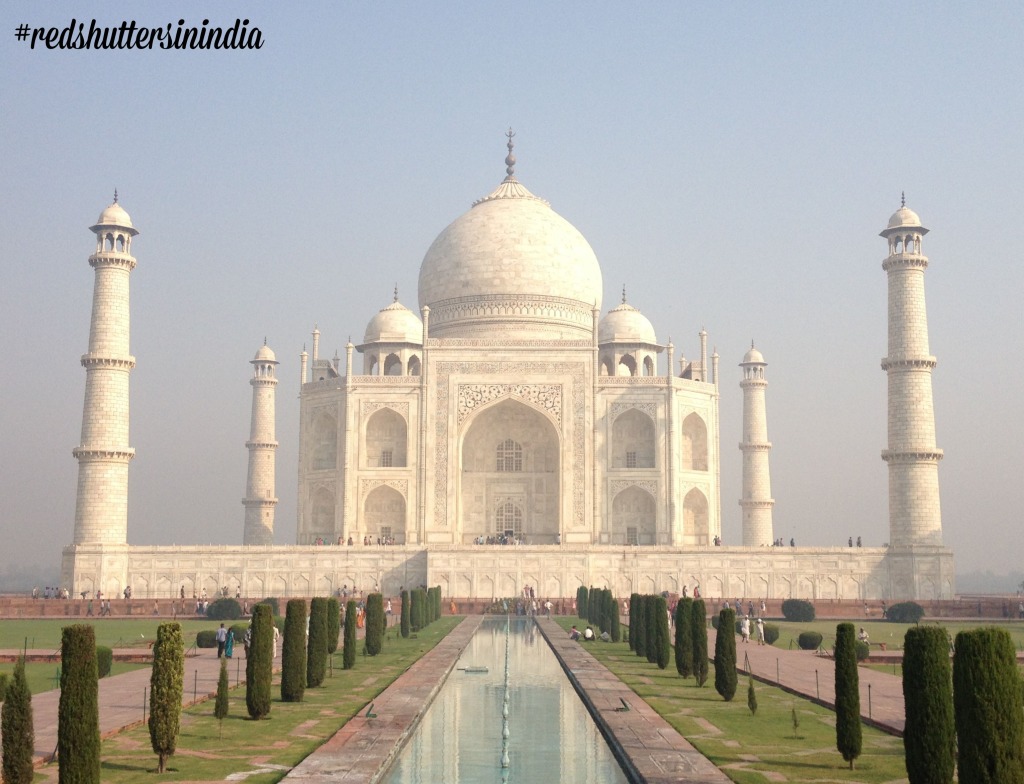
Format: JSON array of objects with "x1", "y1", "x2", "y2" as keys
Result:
[{"x1": 2, "y1": 2, "x2": 1021, "y2": 586}]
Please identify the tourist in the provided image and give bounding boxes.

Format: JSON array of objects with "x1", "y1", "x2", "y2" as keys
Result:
[
  {"x1": 583, "y1": 626, "x2": 594, "y2": 641},
  {"x1": 569, "y1": 625, "x2": 581, "y2": 641},
  {"x1": 272, "y1": 624, "x2": 280, "y2": 658},
  {"x1": 225, "y1": 629, "x2": 234, "y2": 658},
  {"x1": 544, "y1": 600, "x2": 553, "y2": 616},
  {"x1": 216, "y1": 623, "x2": 228, "y2": 658},
  {"x1": 760, "y1": 599, "x2": 766, "y2": 615},
  {"x1": 600, "y1": 630, "x2": 611, "y2": 642},
  {"x1": 243, "y1": 625, "x2": 252, "y2": 658},
  {"x1": 858, "y1": 627, "x2": 869, "y2": 644},
  {"x1": 755, "y1": 617, "x2": 765, "y2": 645},
  {"x1": 740, "y1": 615, "x2": 750, "y2": 643}
]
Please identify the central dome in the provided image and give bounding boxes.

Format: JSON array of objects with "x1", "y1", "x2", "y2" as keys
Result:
[{"x1": 418, "y1": 172, "x2": 603, "y2": 340}]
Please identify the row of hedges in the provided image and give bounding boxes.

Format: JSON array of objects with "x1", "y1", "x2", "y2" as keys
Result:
[{"x1": 779, "y1": 598, "x2": 925, "y2": 625}]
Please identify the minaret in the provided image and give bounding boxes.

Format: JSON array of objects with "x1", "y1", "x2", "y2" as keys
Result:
[
  {"x1": 881, "y1": 198, "x2": 943, "y2": 547},
  {"x1": 243, "y1": 342, "x2": 279, "y2": 545},
  {"x1": 739, "y1": 342, "x2": 774, "y2": 547},
  {"x1": 73, "y1": 195, "x2": 138, "y2": 545}
]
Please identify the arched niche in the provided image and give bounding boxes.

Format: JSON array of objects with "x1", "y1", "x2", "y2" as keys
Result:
[
  {"x1": 459, "y1": 398, "x2": 559, "y2": 543},
  {"x1": 681, "y1": 413, "x2": 708, "y2": 471},
  {"x1": 683, "y1": 487, "x2": 709, "y2": 545},
  {"x1": 365, "y1": 407, "x2": 407, "y2": 467},
  {"x1": 312, "y1": 413, "x2": 337, "y2": 470},
  {"x1": 612, "y1": 408, "x2": 655, "y2": 469},
  {"x1": 364, "y1": 484, "x2": 406, "y2": 542},
  {"x1": 612, "y1": 486, "x2": 656, "y2": 545}
]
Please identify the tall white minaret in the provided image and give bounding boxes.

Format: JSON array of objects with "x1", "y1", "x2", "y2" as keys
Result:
[
  {"x1": 739, "y1": 342, "x2": 774, "y2": 547},
  {"x1": 73, "y1": 195, "x2": 138, "y2": 545},
  {"x1": 881, "y1": 197, "x2": 943, "y2": 547},
  {"x1": 243, "y1": 342, "x2": 279, "y2": 545}
]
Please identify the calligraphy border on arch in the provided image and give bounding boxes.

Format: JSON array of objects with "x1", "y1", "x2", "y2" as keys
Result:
[
  {"x1": 434, "y1": 361, "x2": 586, "y2": 528},
  {"x1": 361, "y1": 401, "x2": 410, "y2": 420},
  {"x1": 457, "y1": 384, "x2": 562, "y2": 427},
  {"x1": 610, "y1": 401, "x2": 658, "y2": 419}
]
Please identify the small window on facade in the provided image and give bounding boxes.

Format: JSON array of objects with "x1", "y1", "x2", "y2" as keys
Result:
[
  {"x1": 627, "y1": 527, "x2": 639, "y2": 545},
  {"x1": 496, "y1": 439, "x2": 523, "y2": 472},
  {"x1": 381, "y1": 526, "x2": 392, "y2": 540},
  {"x1": 380, "y1": 450, "x2": 393, "y2": 467},
  {"x1": 626, "y1": 451, "x2": 637, "y2": 468}
]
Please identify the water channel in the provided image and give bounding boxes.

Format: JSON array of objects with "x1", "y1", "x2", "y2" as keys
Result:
[{"x1": 381, "y1": 617, "x2": 630, "y2": 784}]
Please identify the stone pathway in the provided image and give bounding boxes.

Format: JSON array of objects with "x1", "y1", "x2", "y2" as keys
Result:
[{"x1": 712, "y1": 627, "x2": 907, "y2": 734}]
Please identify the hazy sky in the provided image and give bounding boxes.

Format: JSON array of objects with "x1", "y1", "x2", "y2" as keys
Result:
[{"x1": 2, "y1": 3, "x2": 1022, "y2": 587}]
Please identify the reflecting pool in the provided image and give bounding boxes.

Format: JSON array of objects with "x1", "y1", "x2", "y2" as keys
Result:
[{"x1": 381, "y1": 617, "x2": 630, "y2": 783}]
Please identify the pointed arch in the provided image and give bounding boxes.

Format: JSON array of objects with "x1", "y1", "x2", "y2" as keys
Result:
[
  {"x1": 311, "y1": 486, "x2": 335, "y2": 537},
  {"x1": 642, "y1": 355, "x2": 655, "y2": 376},
  {"x1": 408, "y1": 355, "x2": 421, "y2": 376},
  {"x1": 681, "y1": 413, "x2": 708, "y2": 471},
  {"x1": 383, "y1": 353, "x2": 403, "y2": 376},
  {"x1": 683, "y1": 487, "x2": 708, "y2": 545},
  {"x1": 612, "y1": 408, "x2": 655, "y2": 469},
  {"x1": 366, "y1": 407, "x2": 407, "y2": 467},
  {"x1": 617, "y1": 355, "x2": 637, "y2": 376},
  {"x1": 612, "y1": 486, "x2": 656, "y2": 545},
  {"x1": 312, "y1": 413, "x2": 337, "y2": 470},
  {"x1": 364, "y1": 485, "x2": 405, "y2": 543}
]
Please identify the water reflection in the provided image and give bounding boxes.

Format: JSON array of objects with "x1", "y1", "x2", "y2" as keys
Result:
[{"x1": 382, "y1": 617, "x2": 629, "y2": 784}]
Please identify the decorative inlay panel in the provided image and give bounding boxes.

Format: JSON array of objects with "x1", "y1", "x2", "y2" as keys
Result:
[
  {"x1": 610, "y1": 479, "x2": 659, "y2": 496},
  {"x1": 610, "y1": 401, "x2": 657, "y2": 419},
  {"x1": 359, "y1": 478, "x2": 408, "y2": 499},
  {"x1": 458, "y1": 384, "x2": 561, "y2": 426},
  {"x1": 361, "y1": 401, "x2": 410, "y2": 419}
]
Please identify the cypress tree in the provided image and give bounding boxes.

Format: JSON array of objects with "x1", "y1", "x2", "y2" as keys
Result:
[
  {"x1": 214, "y1": 657, "x2": 229, "y2": 737},
  {"x1": 58, "y1": 624, "x2": 100, "y2": 783},
  {"x1": 674, "y1": 597, "x2": 694, "y2": 677},
  {"x1": 632, "y1": 594, "x2": 648, "y2": 658},
  {"x1": 646, "y1": 596, "x2": 660, "y2": 664},
  {"x1": 610, "y1": 594, "x2": 621, "y2": 642},
  {"x1": 245, "y1": 604, "x2": 273, "y2": 719},
  {"x1": 281, "y1": 599, "x2": 307, "y2": 702},
  {"x1": 834, "y1": 622, "x2": 862, "y2": 769},
  {"x1": 149, "y1": 622, "x2": 184, "y2": 774},
  {"x1": 410, "y1": 589, "x2": 422, "y2": 631},
  {"x1": 714, "y1": 608, "x2": 738, "y2": 700},
  {"x1": 691, "y1": 599, "x2": 709, "y2": 687},
  {"x1": 400, "y1": 589, "x2": 410, "y2": 638},
  {"x1": 1, "y1": 657, "x2": 34, "y2": 784},
  {"x1": 433, "y1": 586, "x2": 442, "y2": 622},
  {"x1": 365, "y1": 593, "x2": 385, "y2": 655},
  {"x1": 953, "y1": 627, "x2": 1024, "y2": 783},
  {"x1": 578, "y1": 586, "x2": 589, "y2": 620},
  {"x1": 627, "y1": 593, "x2": 639, "y2": 650},
  {"x1": 307, "y1": 597, "x2": 329, "y2": 687},
  {"x1": 653, "y1": 596, "x2": 671, "y2": 669},
  {"x1": 747, "y1": 675, "x2": 758, "y2": 715},
  {"x1": 343, "y1": 600, "x2": 357, "y2": 669},
  {"x1": 326, "y1": 597, "x2": 341, "y2": 654},
  {"x1": 902, "y1": 626, "x2": 954, "y2": 784}
]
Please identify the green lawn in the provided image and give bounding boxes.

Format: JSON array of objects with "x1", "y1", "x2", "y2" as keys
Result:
[
  {"x1": 31, "y1": 617, "x2": 463, "y2": 783},
  {"x1": 557, "y1": 617, "x2": 909, "y2": 783},
  {"x1": 0, "y1": 617, "x2": 225, "y2": 651},
  {"x1": 752, "y1": 618, "x2": 1024, "y2": 652},
  {"x1": 0, "y1": 660, "x2": 146, "y2": 695}
]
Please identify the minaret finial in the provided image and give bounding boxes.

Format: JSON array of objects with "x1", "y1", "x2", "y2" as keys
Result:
[
  {"x1": 394, "y1": 283, "x2": 399, "y2": 302},
  {"x1": 505, "y1": 128, "x2": 516, "y2": 178},
  {"x1": 113, "y1": 189, "x2": 118, "y2": 204},
  {"x1": 751, "y1": 339, "x2": 755, "y2": 349},
  {"x1": 621, "y1": 284, "x2": 627, "y2": 304},
  {"x1": 901, "y1": 191, "x2": 906, "y2": 208},
  {"x1": 264, "y1": 336, "x2": 267, "y2": 346}
]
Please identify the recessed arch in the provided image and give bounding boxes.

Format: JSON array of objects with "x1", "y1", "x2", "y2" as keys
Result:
[
  {"x1": 311, "y1": 486, "x2": 335, "y2": 538},
  {"x1": 617, "y1": 355, "x2": 637, "y2": 376},
  {"x1": 460, "y1": 398, "x2": 559, "y2": 543},
  {"x1": 612, "y1": 408, "x2": 655, "y2": 469},
  {"x1": 364, "y1": 485, "x2": 405, "y2": 543},
  {"x1": 612, "y1": 486, "x2": 656, "y2": 545},
  {"x1": 312, "y1": 413, "x2": 337, "y2": 470},
  {"x1": 642, "y1": 355, "x2": 655, "y2": 376},
  {"x1": 366, "y1": 407, "x2": 407, "y2": 467},
  {"x1": 683, "y1": 487, "x2": 709, "y2": 545},
  {"x1": 408, "y1": 355, "x2": 421, "y2": 376},
  {"x1": 383, "y1": 353, "x2": 403, "y2": 376},
  {"x1": 681, "y1": 413, "x2": 708, "y2": 471}
]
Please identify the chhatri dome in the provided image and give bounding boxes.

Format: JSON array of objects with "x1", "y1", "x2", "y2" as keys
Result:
[
  {"x1": 418, "y1": 131, "x2": 603, "y2": 339},
  {"x1": 885, "y1": 193, "x2": 923, "y2": 230},
  {"x1": 90, "y1": 191, "x2": 138, "y2": 234},
  {"x1": 364, "y1": 289, "x2": 423, "y2": 344},
  {"x1": 598, "y1": 288, "x2": 657, "y2": 345}
]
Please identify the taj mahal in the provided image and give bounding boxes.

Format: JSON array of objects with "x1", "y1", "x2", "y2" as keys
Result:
[{"x1": 61, "y1": 135, "x2": 955, "y2": 601}]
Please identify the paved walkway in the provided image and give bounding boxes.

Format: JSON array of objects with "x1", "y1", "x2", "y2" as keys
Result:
[
  {"x1": 0, "y1": 646, "x2": 272, "y2": 765},
  {"x1": 538, "y1": 618, "x2": 731, "y2": 784},
  {"x1": 711, "y1": 628, "x2": 907, "y2": 734}
]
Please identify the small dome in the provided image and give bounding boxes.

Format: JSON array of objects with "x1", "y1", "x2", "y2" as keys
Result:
[
  {"x1": 254, "y1": 344, "x2": 277, "y2": 362},
  {"x1": 886, "y1": 205, "x2": 922, "y2": 230},
  {"x1": 741, "y1": 344, "x2": 765, "y2": 364},
  {"x1": 598, "y1": 302, "x2": 657, "y2": 345},
  {"x1": 91, "y1": 198, "x2": 137, "y2": 234},
  {"x1": 363, "y1": 300, "x2": 423, "y2": 344}
]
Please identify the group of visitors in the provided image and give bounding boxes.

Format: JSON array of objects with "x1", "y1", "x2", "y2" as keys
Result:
[
  {"x1": 568, "y1": 625, "x2": 609, "y2": 643},
  {"x1": 769, "y1": 537, "x2": 795, "y2": 547},
  {"x1": 32, "y1": 586, "x2": 70, "y2": 600},
  {"x1": 473, "y1": 533, "x2": 526, "y2": 545},
  {"x1": 738, "y1": 615, "x2": 767, "y2": 645}
]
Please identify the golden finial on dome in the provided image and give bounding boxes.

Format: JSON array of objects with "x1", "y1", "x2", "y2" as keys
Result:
[
  {"x1": 394, "y1": 283, "x2": 399, "y2": 303},
  {"x1": 901, "y1": 191, "x2": 906, "y2": 208},
  {"x1": 621, "y1": 285, "x2": 627, "y2": 305},
  {"x1": 505, "y1": 128, "x2": 516, "y2": 178},
  {"x1": 113, "y1": 188, "x2": 118, "y2": 204}
]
